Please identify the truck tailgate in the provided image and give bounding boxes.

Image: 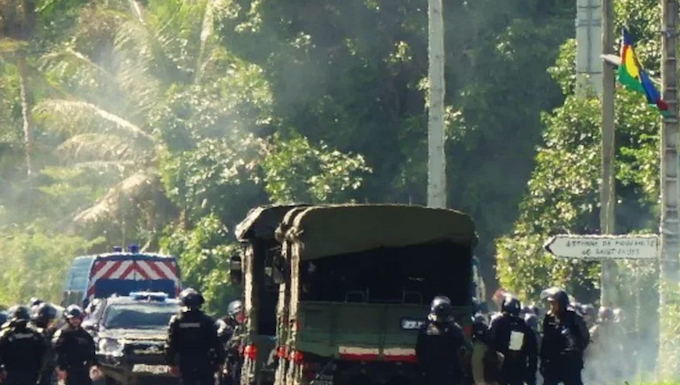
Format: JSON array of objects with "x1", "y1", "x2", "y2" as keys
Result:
[{"x1": 296, "y1": 301, "x2": 471, "y2": 360}]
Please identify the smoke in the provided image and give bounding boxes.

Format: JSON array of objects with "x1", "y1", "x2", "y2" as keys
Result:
[{"x1": 553, "y1": 259, "x2": 661, "y2": 385}]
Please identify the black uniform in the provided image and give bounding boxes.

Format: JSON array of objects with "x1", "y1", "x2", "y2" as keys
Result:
[
  {"x1": 416, "y1": 297, "x2": 466, "y2": 385},
  {"x1": 31, "y1": 303, "x2": 60, "y2": 385},
  {"x1": 166, "y1": 309, "x2": 225, "y2": 385},
  {"x1": 0, "y1": 319, "x2": 47, "y2": 385},
  {"x1": 217, "y1": 317, "x2": 244, "y2": 385},
  {"x1": 35, "y1": 325, "x2": 59, "y2": 385},
  {"x1": 489, "y1": 314, "x2": 538, "y2": 385},
  {"x1": 540, "y1": 308, "x2": 589, "y2": 385},
  {"x1": 53, "y1": 324, "x2": 98, "y2": 385}
]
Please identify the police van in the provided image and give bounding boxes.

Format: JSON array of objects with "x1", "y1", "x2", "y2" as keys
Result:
[{"x1": 62, "y1": 245, "x2": 182, "y2": 308}]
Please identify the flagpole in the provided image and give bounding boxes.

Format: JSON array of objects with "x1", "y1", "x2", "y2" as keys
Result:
[{"x1": 599, "y1": 0, "x2": 616, "y2": 307}]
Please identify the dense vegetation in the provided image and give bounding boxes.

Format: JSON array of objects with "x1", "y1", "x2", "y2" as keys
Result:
[
  {"x1": 0, "y1": 0, "x2": 574, "y2": 310},
  {"x1": 1, "y1": 1, "x2": 677, "y2": 367}
]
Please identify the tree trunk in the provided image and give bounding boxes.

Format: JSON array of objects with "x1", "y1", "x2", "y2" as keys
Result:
[
  {"x1": 16, "y1": 54, "x2": 33, "y2": 176},
  {"x1": 427, "y1": 0, "x2": 446, "y2": 208}
]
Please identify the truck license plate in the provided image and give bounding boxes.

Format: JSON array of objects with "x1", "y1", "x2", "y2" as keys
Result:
[{"x1": 132, "y1": 364, "x2": 168, "y2": 374}]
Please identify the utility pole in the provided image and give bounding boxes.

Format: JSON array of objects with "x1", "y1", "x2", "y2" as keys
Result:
[
  {"x1": 575, "y1": 0, "x2": 602, "y2": 97},
  {"x1": 658, "y1": 0, "x2": 680, "y2": 378},
  {"x1": 659, "y1": 0, "x2": 680, "y2": 306},
  {"x1": 600, "y1": 0, "x2": 616, "y2": 307},
  {"x1": 427, "y1": 0, "x2": 447, "y2": 209}
]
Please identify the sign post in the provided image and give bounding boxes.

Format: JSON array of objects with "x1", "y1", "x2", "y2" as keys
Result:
[{"x1": 544, "y1": 234, "x2": 659, "y2": 260}]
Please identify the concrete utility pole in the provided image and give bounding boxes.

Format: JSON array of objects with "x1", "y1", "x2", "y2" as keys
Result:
[
  {"x1": 575, "y1": 0, "x2": 603, "y2": 97},
  {"x1": 600, "y1": 0, "x2": 616, "y2": 307},
  {"x1": 659, "y1": 0, "x2": 680, "y2": 296},
  {"x1": 427, "y1": 0, "x2": 447, "y2": 209},
  {"x1": 658, "y1": 0, "x2": 680, "y2": 377}
]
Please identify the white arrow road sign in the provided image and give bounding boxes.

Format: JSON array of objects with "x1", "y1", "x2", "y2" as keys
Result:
[{"x1": 544, "y1": 234, "x2": 659, "y2": 260}]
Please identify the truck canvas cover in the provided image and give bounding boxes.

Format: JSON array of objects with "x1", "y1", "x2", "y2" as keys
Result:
[
  {"x1": 235, "y1": 204, "x2": 311, "y2": 242},
  {"x1": 281, "y1": 204, "x2": 477, "y2": 260}
]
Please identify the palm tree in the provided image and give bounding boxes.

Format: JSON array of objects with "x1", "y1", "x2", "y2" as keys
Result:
[
  {"x1": 0, "y1": 0, "x2": 38, "y2": 175},
  {"x1": 34, "y1": 0, "x2": 237, "y2": 241}
]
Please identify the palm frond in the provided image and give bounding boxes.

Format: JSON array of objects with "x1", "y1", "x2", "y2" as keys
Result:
[
  {"x1": 34, "y1": 99, "x2": 155, "y2": 141},
  {"x1": 73, "y1": 169, "x2": 162, "y2": 224},
  {"x1": 41, "y1": 48, "x2": 116, "y2": 82},
  {"x1": 55, "y1": 133, "x2": 149, "y2": 164},
  {"x1": 113, "y1": 18, "x2": 163, "y2": 112}
]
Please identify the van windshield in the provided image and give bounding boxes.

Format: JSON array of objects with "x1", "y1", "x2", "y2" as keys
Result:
[{"x1": 299, "y1": 242, "x2": 472, "y2": 306}]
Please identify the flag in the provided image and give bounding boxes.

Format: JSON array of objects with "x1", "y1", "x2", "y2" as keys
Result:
[{"x1": 618, "y1": 28, "x2": 670, "y2": 116}]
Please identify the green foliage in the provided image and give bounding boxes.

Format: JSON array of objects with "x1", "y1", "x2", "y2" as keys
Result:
[
  {"x1": 159, "y1": 214, "x2": 241, "y2": 315},
  {"x1": 159, "y1": 134, "x2": 268, "y2": 228},
  {"x1": 0, "y1": 0, "x2": 620, "y2": 317},
  {"x1": 261, "y1": 132, "x2": 372, "y2": 204},
  {"x1": 0, "y1": 222, "x2": 103, "y2": 305}
]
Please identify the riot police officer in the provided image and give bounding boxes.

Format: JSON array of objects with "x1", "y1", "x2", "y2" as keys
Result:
[
  {"x1": 217, "y1": 300, "x2": 245, "y2": 385},
  {"x1": 489, "y1": 296, "x2": 538, "y2": 385},
  {"x1": 166, "y1": 288, "x2": 225, "y2": 385},
  {"x1": 540, "y1": 290, "x2": 589, "y2": 385},
  {"x1": 53, "y1": 305, "x2": 101, "y2": 385},
  {"x1": 31, "y1": 303, "x2": 59, "y2": 385},
  {"x1": 415, "y1": 296, "x2": 466, "y2": 385},
  {"x1": 0, "y1": 306, "x2": 47, "y2": 385}
]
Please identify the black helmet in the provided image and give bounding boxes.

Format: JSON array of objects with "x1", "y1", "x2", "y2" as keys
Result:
[
  {"x1": 227, "y1": 300, "x2": 243, "y2": 317},
  {"x1": 501, "y1": 295, "x2": 521, "y2": 316},
  {"x1": 472, "y1": 314, "x2": 488, "y2": 341},
  {"x1": 547, "y1": 289, "x2": 570, "y2": 308},
  {"x1": 179, "y1": 288, "x2": 205, "y2": 309},
  {"x1": 32, "y1": 303, "x2": 58, "y2": 326},
  {"x1": 524, "y1": 313, "x2": 539, "y2": 329},
  {"x1": 28, "y1": 298, "x2": 44, "y2": 308},
  {"x1": 9, "y1": 306, "x2": 30, "y2": 321},
  {"x1": 430, "y1": 296, "x2": 451, "y2": 309},
  {"x1": 64, "y1": 305, "x2": 84, "y2": 320},
  {"x1": 430, "y1": 297, "x2": 454, "y2": 323}
]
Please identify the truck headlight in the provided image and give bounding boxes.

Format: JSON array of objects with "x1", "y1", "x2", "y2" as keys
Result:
[{"x1": 99, "y1": 338, "x2": 124, "y2": 357}]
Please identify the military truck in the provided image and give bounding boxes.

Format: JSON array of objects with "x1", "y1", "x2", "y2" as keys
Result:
[
  {"x1": 232, "y1": 204, "x2": 311, "y2": 385},
  {"x1": 231, "y1": 204, "x2": 477, "y2": 385}
]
